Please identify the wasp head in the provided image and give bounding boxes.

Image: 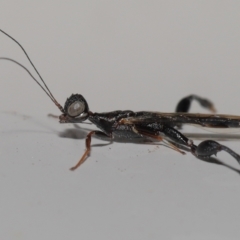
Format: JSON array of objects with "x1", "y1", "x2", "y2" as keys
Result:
[{"x1": 59, "y1": 94, "x2": 90, "y2": 123}]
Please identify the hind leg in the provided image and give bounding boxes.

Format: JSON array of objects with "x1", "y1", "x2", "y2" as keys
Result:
[
  {"x1": 191, "y1": 140, "x2": 240, "y2": 164},
  {"x1": 175, "y1": 95, "x2": 216, "y2": 113}
]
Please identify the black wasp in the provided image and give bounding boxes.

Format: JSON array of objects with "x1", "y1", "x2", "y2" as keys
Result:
[{"x1": 1, "y1": 29, "x2": 240, "y2": 171}]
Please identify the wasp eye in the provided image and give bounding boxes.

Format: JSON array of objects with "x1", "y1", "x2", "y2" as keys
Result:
[
  {"x1": 67, "y1": 101, "x2": 85, "y2": 117},
  {"x1": 64, "y1": 94, "x2": 89, "y2": 118}
]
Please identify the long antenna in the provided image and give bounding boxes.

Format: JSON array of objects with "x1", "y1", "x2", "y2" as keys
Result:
[
  {"x1": 0, "y1": 57, "x2": 55, "y2": 102},
  {"x1": 0, "y1": 29, "x2": 64, "y2": 113}
]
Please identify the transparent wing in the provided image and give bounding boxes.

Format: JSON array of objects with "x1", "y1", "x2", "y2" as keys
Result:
[
  {"x1": 121, "y1": 112, "x2": 240, "y2": 129},
  {"x1": 119, "y1": 112, "x2": 240, "y2": 141}
]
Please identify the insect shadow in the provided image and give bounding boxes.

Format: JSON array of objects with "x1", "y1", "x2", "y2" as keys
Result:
[{"x1": 59, "y1": 123, "x2": 164, "y2": 145}]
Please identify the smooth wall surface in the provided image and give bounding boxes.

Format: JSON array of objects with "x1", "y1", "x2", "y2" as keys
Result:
[{"x1": 1, "y1": 1, "x2": 240, "y2": 240}]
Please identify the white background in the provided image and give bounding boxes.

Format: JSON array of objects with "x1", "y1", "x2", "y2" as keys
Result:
[{"x1": 1, "y1": 1, "x2": 240, "y2": 240}]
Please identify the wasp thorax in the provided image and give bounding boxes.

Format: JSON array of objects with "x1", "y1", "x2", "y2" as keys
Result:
[{"x1": 64, "y1": 94, "x2": 89, "y2": 118}]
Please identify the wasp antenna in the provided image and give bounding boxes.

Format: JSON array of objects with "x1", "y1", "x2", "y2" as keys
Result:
[
  {"x1": 0, "y1": 57, "x2": 53, "y2": 100},
  {"x1": 0, "y1": 29, "x2": 64, "y2": 113},
  {"x1": 0, "y1": 57, "x2": 63, "y2": 111}
]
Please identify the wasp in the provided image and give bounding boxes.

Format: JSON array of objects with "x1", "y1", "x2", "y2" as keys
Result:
[{"x1": 1, "y1": 29, "x2": 240, "y2": 171}]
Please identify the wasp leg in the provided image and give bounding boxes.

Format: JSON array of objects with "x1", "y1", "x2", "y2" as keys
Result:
[
  {"x1": 135, "y1": 124, "x2": 198, "y2": 155},
  {"x1": 157, "y1": 125, "x2": 240, "y2": 164},
  {"x1": 160, "y1": 125, "x2": 240, "y2": 165},
  {"x1": 175, "y1": 95, "x2": 216, "y2": 113},
  {"x1": 70, "y1": 131, "x2": 112, "y2": 171},
  {"x1": 132, "y1": 125, "x2": 186, "y2": 155},
  {"x1": 48, "y1": 113, "x2": 59, "y2": 118},
  {"x1": 192, "y1": 140, "x2": 240, "y2": 164}
]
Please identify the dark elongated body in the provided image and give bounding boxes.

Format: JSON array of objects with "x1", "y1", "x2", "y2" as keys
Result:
[
  {"x1": 59, "y1": 95, "x2": 240, "y2": 170},
  {"x1": 89, "y1": 111, "x2": 240, "y2": 134}
]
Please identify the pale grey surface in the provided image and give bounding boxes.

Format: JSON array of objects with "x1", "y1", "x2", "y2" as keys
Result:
[{"x1": 1, "y1": 1, "x2": 240, "y2": 240}]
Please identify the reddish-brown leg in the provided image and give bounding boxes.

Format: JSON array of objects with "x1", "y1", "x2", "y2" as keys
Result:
[
  {"x1": 70, "y1": 130, "x2": 110, "y2": 171},
  {"x1": 133, "y1": 126, "x2": 186, "y2": 155}
]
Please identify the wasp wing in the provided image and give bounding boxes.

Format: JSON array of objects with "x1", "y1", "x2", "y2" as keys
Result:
[
  {"x1": 121, "y1": 112, "x2": 240, "y2": 129},
  {"x1": 118, "y1": 112, "x2": 240, "y2": 141}
]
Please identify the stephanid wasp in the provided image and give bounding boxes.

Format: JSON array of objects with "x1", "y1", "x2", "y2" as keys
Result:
[{"x1": 1, "y1": 29, "x2": 240, "y2": 171}]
